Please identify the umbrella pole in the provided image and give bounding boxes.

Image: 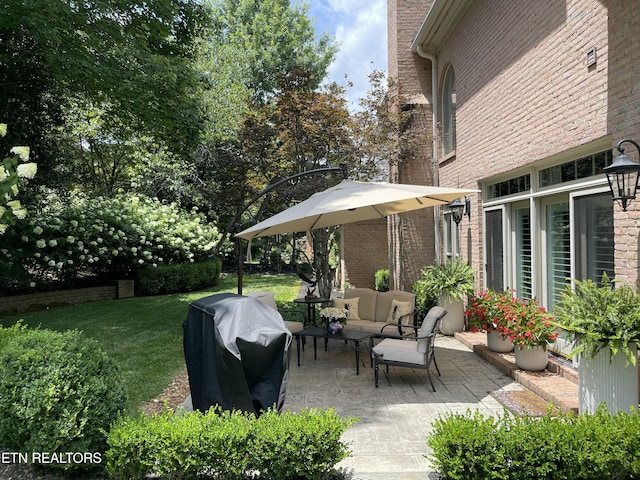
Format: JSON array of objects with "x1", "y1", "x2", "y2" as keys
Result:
[
  {"x1": 220, "y1": 165, "x2": 347, "y2": 294},
  {"x1": 236, "y1": 235, "x2": 244, "y2": 295}
]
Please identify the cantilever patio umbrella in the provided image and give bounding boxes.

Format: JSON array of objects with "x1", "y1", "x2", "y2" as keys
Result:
[{"x1": 236, "y1": 179, "x2": 479, "y2": 240}]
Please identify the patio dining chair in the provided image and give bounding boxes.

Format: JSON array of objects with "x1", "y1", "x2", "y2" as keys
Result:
[
  {"x1": 371, "y1": 306, "x2": 447, "y2": 392},
  {"x1": 247, "y1": 291, "x2": 305, "y2": 334}
]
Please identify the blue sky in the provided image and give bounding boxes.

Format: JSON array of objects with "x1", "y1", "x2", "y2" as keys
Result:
[{"x1": 304, "y1": 0, "x2": 388, "y2": 110}]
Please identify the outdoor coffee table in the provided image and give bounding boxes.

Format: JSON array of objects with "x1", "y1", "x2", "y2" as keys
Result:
[{"x1": 293, "y1": 327, "x2": 373, "y2": 375}]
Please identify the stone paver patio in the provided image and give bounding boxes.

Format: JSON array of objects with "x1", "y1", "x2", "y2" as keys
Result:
[{"x1": 283, "y1": 334, "x2": 519, "y2": 479}]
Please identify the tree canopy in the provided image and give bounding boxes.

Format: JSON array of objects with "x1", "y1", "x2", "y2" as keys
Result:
[
  {"x1": 207, "y1": 0, "x2": 336, "y2": 102},
  {"x1": 1, "y1": 0, "x2": 209, "y2": 187},
  {"x1": 0, "y1": 0, "x2": 417, "y2": 293}
]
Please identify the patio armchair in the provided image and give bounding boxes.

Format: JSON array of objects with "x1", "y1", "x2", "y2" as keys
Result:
[
  {"x1": 247, "y1": 291, "x2": 305, "y2": 334},
  {"x1": 371, "y1": 306, "x2": 447, "y2": 392}
]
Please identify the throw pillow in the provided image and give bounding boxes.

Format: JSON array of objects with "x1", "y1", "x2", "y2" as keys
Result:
[
  {"x1": 386, "y1": 299, "x2": 414, "y2": 325},
  {"x1": 333, "y1": 297, "x2": 360, "y2": 320}
]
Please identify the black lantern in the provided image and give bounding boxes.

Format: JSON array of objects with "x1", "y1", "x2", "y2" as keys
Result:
[
  {"x1": 604, "y1": 139, "x2": 640, "y2": 211},
  {"x1": 449, "y1": 196, "x2": 471, "y2": 225}
]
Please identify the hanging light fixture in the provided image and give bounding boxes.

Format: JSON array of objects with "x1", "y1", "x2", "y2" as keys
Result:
[
  {"x1": 449, "y1": 196, "x2": 470, "y2": 225},
  {"x1": 604, "y1": 139, "x2": 640, "y2": 211}
]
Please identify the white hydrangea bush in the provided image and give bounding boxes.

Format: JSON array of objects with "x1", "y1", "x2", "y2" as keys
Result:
[
  {"x1": 1, "y1": 191, "x2": 222, "y2": 289},
  {"x1": 0, "y1": 124, "x2": 37, "y2": 234}
]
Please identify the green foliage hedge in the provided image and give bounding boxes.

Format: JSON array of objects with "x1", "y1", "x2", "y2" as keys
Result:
[
  {"x1": 0, "y1": 324, "x2": 127, "y2": 472},
  {"x1": 427, "y1": 406, "x2": 640, "y2": 480},
  {"x1": 106, "y1": 407, "x2": 357, "y2": 480},
  {"x1": 134, "y1": 258, "x2": 221, "y2": 296}
]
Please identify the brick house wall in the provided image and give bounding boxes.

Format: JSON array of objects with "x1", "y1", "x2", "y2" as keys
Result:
[
  {"x1": 606, "y1": 1, "x2": 640, "y2": 284},
  {"x1": 387, "y1": 0, "x2": 438, "y2": 291},
  {"x1": 394, "y1": 0, "x2": 640, "y2": 294},
  {"x1": 342, "y1": 219, "x2": 389, "y2": 289},
  {"x1": 436, "y1": 0, "x2": 612, "y2": 286}
]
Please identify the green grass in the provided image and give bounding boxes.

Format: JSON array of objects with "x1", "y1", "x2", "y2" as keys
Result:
[{"x1": 0, "y1": 273, "x2": 303, "y2": 412}]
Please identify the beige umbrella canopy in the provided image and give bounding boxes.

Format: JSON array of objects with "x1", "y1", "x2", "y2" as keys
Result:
[{"x1": 236, "y1": 180, "x2": 478, "y2": 240}]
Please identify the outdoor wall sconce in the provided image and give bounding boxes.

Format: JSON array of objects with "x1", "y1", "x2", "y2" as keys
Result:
[
  {"x1": 449, "y1": 196, "x2": 471, "y2": 225},
  {"x1": 604, "y1": 139, "x2": 640, "y2": 211}
]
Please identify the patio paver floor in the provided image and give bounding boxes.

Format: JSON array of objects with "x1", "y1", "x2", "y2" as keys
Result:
[{"x1": 283, "y1": 334, "x2": 521, "y2": 479}]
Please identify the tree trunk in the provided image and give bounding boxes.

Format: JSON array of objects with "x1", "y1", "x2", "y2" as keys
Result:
[{"x1": 312, "y1": 228, "x2": 337, "y2": 299}]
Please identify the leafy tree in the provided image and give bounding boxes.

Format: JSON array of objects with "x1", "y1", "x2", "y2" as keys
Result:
[
  {"x1": 121, "y1": 0, "x2": 337, "y2": 214},
  {"x1": 0, "y1": 0, "x2": 208, "y2": 188},
  {"x1": 228, "y1": 70, "x2": 425, "y2": 292},
  {"x1": 352, "y1": 70, "x2": 425, "y2": 178},
  {"x1": 207, "y1": 0, "x2": 337, "y2": 103}
]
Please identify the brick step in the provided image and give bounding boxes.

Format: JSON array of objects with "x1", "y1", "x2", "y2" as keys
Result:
[{"x1": 455, "y1": 331, "x2": 579, "y2": 413}]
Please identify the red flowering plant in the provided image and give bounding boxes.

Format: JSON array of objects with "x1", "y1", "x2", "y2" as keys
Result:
[
  {"x1": 502, "y1": 297, "x2": 559, "y2": 349},
  {"x1": 466, "y1": 290, "x2": 559, "y2": 348},
  {"x1": 465, "y1": 289, "x2": 515, "y2": 337}
]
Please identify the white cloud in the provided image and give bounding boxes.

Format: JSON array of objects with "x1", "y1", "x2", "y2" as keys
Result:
[{"x1": 307, "y1": 0, "x2": 387, "y2": 110}]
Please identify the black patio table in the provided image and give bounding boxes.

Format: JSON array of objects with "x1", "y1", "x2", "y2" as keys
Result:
[
  {"x1": 292, "y1": 327, "x2": 374, "y2": 375},
  {"x1": 293, "y1": 297, "x2": 329, "y2": 326}
]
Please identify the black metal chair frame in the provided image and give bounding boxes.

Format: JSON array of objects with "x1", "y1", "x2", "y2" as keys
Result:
[{"x1": 371, "y1": 310, "x2": 445, "y2": 392}]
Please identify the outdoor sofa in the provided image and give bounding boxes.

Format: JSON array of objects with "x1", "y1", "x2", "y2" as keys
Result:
[{"x1": 332, "y1": 287, "x2": 416, "y2": 334}]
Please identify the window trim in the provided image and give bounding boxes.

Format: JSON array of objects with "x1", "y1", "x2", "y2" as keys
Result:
[
  {"x1": 442, "y1": 65, "x2": 456, "y2": 156},
  {"x1": 482, "y1": 205, "x2": 507, "y2": 291},
  {"x1": 569, "y1": 185, "x2": 611, "y2": 282}
]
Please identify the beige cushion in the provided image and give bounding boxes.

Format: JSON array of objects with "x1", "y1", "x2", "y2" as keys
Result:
[
  {"x1": 386, "y1": 299, "x2": 414, "y2": 325},
  {"x1": 341, "y1": 319, "x2": 381, "y2": 333},
  {"x1": 247, "y1": 291, "x2": 278, "y2": 311},
  {"x1": 344, "y1": 288, "x2": 377, "y2": 320},
  {"x1": 416, "y1": 306, "x2": 447, "y2": 353},
  {"x1": 416, "y1": 335, "x2": 429, "y2": 354},
  {"x1": 373, "y1": 338, "x2": 425, "y2": 364},
  {"x1": 284, "y1": 320, "x2": 304, "y2": 334},
  {"x1": 333, "y1": 297, "x2": 360, "y2": 320},
  {"x1": 375, "y1": 290, "x2": 416, "y2": 322}
]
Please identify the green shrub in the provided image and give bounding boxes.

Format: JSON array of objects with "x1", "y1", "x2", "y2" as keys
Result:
[
  {"x1": 250, "y1": 409, "x2": 355, "y2": 479},
  {"x1": 135, "y1": 258, "x2": 221, "y2": 296},
  {"x1": 0, "y1": 320, "x2": 27, "y2": 348},
  {"x1": 554, "y1": 273, "x2": 640, "y2": 365},
  {"x1": 374, "y1": 269, "x2": 389, "y2": 291},
  {"x1": 106, "y1": 407, "x2": 356, "y2": 480},
  {"x1": 106, "y1": 409, "x2": 253, "y2": 480},
  {"x1": 412, "y1": 259, "x2": 475, "y2": 320},
  {"x1": 427, "y1": 410, "x2": 508, "y2": 480},
  {"x1": 0, "y1": 327, "x2": 127, "y2": 472},
  {"x1": 427, "y1": 406, "x2": 640, "y2": 480},
  {"x1": 412, "y1": 278, "x2": 438, "y2": 320}
]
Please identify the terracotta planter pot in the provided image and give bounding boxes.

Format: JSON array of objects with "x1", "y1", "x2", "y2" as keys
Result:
[
  {"x1": 487, "y1": 330, "x2": 514, "y2": 353},
  {"x1": 514, "y1": 345, "x2": 548, "y2": 371},
  {"x1": 578, "y1": 344, "x2": 639, "y2": 415},
  {"x1": 438, "y1": 293, "x2": 465, "y2": 336}
]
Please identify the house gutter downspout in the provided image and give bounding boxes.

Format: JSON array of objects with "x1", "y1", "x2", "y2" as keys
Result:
[{"x1": 414, "y1": 44, "x2": 442, "y2": 263}]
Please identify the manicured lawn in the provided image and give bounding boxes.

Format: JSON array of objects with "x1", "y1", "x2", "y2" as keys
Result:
[{"x1": 0, "y1": 273, "x2": 302, "y2": 412}]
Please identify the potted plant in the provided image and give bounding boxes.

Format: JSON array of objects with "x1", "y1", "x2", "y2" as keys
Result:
[
  {"x1": 465, "y1": 289, "x2": 515, "y2": 353},
  {"x1": 554, "y1": 273, "x2": 640, "y2": 414},
  {"x1": 319, "y1": 307, "x2": 348, "y2": 334},
  {"x1": 503, "y1": 296, "x2": 558, "y2": 371},
  {"x1": 416, "y1": 258, "x2": 475, "y2": 335}
]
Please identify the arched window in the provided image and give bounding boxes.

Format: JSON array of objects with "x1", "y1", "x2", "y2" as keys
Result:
[{"x1": 442, "y1": 65, "x2": 456, "y2": 156}]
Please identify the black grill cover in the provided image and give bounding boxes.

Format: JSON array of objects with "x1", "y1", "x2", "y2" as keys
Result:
[{"x1": 183, "y1": 293, "x2": 292, "y2": 414}]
